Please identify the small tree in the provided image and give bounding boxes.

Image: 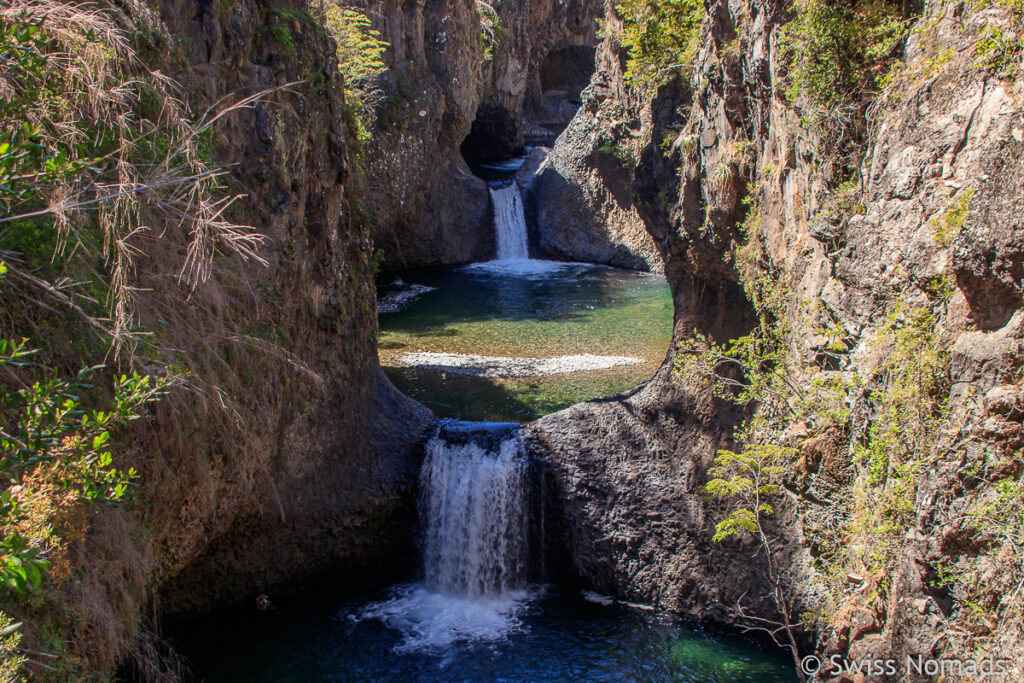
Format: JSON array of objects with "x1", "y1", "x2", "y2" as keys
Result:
[
  {"x1": 707, "y1": 443, "x2": 805, "y2": 680},
  {"x1": 323, "y1": 6, "x2": 389, "y2": 140}
]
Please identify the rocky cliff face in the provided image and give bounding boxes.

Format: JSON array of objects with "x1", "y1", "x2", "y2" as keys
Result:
[
  {"x1": 145, "y1": 0, "x2": 437, "y2": 617},
  {"x1": 527, "y1": 0, "x2": 1024, "y2": 676},
  {"x1": 357, "y1": 0, "x2": 604, "y2": 269},
  {"x1": 41, "y1": 0, "x2": 1024, "y2": 677},
  {"x1": 521, "y1": 11, "x2": 664, "y2": 273},
  {"x1": 33, "y1": 0, "x2": 434, "y2": 674}
]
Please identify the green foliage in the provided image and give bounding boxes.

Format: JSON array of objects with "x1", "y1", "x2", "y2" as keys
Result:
[
  {"x1": 850, "y1": 305, "x2": 950, "y2": 569},
  {"x1": 616, "y1": 0, "x2": 704, "y2": 88},
  {"x1": 0, "y1": 338, "x2": 168, "y2": 596},
  {"x1": 0, "y1": 17, "x2": 106, "y2": 226},
  {"x1": 707, "y1": 444, "x2": 794, "y2": 542},
  {"x1": 326, "y1": 7, "x2": 388, "y2": 85},
  {"x1": 0, "y1": 612, "x2": 24, "y2": 682},
  {"x1": 974, "y1": 23, "x2": 1024, "y2": 76},
  {"x1": 675, "y1": 329, "x2": 793, "y2": 410},
  {"x1": 271, "y1": 23, "x2": 297, "y2": 59},
  {"x1": 929, "y1": 189, "x2": 974, "y2": 246},
  {"x1": 597, "y1": 138, "x2": 636, "y2": 167},
  {"x1": 970, "y1": 474, "x2": 1024, "y2": 547},
  {"x1": 323, "y1": 5, "x2": 389, "y2": 142},
  {"x1": 815, "y1": 178, "x2": 864, "y2": 224},
  {"x1": 779, "y1": 0, "x2": 907, "y2": 130},
  {"x1": 476, "y1": 1, "x2": 504, "y2": 61},
  {"x1": 0, "y1": 3, "x2": 261, "y2": 351}
]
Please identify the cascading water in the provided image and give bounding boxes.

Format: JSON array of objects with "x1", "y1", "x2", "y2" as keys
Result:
[
  {"x1": 490, "y1": 184, "x2": 530, "y2": 260},
  {"x1": 358, "y1": 421, "x2": 534, "y2": 650},
  {"x1": 420, "y1": 425, "x2": 529, "y2": 597}
]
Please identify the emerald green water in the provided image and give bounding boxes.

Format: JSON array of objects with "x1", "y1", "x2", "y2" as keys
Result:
[
  {"x1": 378, "y1": 261, "x2": 673, "y2": 422},
  {"x1": 173, "y1": 585, "x2": 799, "y2": 682}
]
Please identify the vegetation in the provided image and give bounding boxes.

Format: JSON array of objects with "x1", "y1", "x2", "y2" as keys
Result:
[
  {"x1": 322, "y1": 5, "x2": 390, "y2": 142},
  {"x1": 676, "y1": 186, "x2": 958, "y2": 670},
  {"x1": 973, "y1": 22, "x2": 1024, "y2": 76},
  {"x1": 597, "y1": 137, "x2": 637, "y2": 167},
  {"x1": 0, "y1": 338, "x2": 167, "y2": 593},
  {"x1": 779, "y1": 0, "x2": 908, "y2": 161},
  {"x1": 706, "y1": 443, "x2": 803, "y2": 678},
  {"x1": 616, "y1": 0, "x2": 704, "y2": 87},
  {"x1": 0, "y1": 1, "x2": 266, "y2": 676},
  {"x1": 929, "y1": 188, "x2": 974, "y2": 246},
  {"x1": 476, "y1": 1, "x2": 503, "y2": 61}
]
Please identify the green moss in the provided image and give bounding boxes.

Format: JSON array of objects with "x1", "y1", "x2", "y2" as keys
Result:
[{"x1": 929, "y1": 188, "x2": 974, "y2": 246}]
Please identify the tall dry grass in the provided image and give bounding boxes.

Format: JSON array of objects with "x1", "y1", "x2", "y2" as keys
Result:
[
  {"x1": 0, "y1": 0, "x2": 270, "y2": 358},
  {"x1": 0, "y1": 2, "x2": 299, "y2": 679}
]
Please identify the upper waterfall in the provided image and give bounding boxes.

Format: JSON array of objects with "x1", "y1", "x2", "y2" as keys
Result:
[{"x1": 490, "y1": 184, "x2": 530, "y2": 260}]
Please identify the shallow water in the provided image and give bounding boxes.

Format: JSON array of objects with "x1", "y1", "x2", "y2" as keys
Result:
[
  {"x1": 378, "y1": 261, "x2": 673, "y2": 422},
  {"x1": 173, "y1": 585, "x2": 798, "y2": 683}
]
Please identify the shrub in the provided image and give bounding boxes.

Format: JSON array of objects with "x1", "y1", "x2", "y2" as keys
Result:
[
  {"x1": 779, "y1": 0, "x2": 908, "y2": 155},
  {"x1": 0, "y1": 1, "x2": 264, "y2": 353},
  {"x1": 323, "y1": 5, "x2": 389, "y2": 141},
  {"x1": 616, "y1": 0, "x2": 704, "y2": 88},
  {"x1": 0, "y1": 338, "x2": 167, "y2": 596},
  {"x1": 476, "y1": 1, "x2": 504, "y2": 61}
]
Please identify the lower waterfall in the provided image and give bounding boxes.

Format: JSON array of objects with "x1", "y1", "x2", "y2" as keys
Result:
[
  {"x1": 358, "y1": 421, "x2": 534, "y2": 650},
  {"x1": 490, "y1": 184, "x2": 530, "y2": 260},
  {"x1": 421, "y1": 424, "x2": 529, "y2": 597}
]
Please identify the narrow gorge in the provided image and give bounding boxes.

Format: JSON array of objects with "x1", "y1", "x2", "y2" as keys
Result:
[{"x1": 1, "y1": 0, "x2": 1023, "y2": 682}]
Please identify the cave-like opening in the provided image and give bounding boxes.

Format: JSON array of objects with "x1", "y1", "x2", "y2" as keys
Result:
[{"x1": 461, "y1": 44, "x2": 596, "y2": 181}]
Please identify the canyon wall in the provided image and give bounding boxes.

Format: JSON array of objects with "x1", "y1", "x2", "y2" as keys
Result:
[
  {"x1": 22, "y1": 0, "x2": 1024, "y2": 678},
  {"x1": 17, "y1": 1, "x2": 437, "y2": 674},
  {"x1": 528, "y1": 0, "x2": 1024, "y2": 676},
  {"x1": 40, "y1": 0, "x2": 607, "y2": 674},
  {"x1": 355, "y1": 0, "x2": 604, "y2": 269}
]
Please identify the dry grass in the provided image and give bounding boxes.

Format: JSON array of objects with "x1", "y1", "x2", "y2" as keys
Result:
[
  {"x1": 0, "y1": 0, "x2": 272, "y2": 358},
  {"x1": 0, "y1": 2, "x2": 303, "y2": 678}
]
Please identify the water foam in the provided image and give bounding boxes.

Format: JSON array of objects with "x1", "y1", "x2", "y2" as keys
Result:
[
  {"x1": 490, "y1": 184, "x2": 530, "y2": 260},
  {"x1": 357, "y1": 583, "x2": 534, "y2": 652},
  {"x1": 356, "y1": 425, "x2": 534, "y2": 651}
]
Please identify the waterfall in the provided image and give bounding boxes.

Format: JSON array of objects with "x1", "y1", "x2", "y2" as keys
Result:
[
  {"x1": 420, "y1": 423, "x2": 529, "y2": 597},
  {"x1": 490, "y1": 184, "x2": 530, "y2": 260},
  {"x1": 357, "y1": 421, "x2": 533, "y2": 649}
]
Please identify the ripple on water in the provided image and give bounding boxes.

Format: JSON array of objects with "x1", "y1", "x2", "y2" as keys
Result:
[{"x1": 172, "y1": 587, "x2": 800, "y2": 682}]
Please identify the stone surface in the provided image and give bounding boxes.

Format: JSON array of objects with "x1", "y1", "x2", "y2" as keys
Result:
[
  {"x1": 359, "y1": 0, "x2": 605, "y2": 270},
  {"x1": 48, "y1": 3, "x2": 435, "y2": 671}
]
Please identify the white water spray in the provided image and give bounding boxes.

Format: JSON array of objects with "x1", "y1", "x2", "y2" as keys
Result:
[
  {"x1": 420, "y1": 429, "x2": 529, "y2": 597},
  {"x1": 358, "y1": 423, "x2": 533, "y2": 650},
  {"x1": 490, "y1": 185, "x2": 530, "y2": 260}
]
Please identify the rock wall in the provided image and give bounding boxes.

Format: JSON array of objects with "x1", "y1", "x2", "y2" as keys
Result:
[
  {"x1": 528, "y1": 0, "x2": 1024, "y2": 675},
  {"x1": 30, "y1": 0, "x2": 433, "y2": 673},
  {"x1": 522, "y1": 12, "x2": 664, "y2": 272},
  {"x1": 356, "y1": 0, "x2": 604, "y2": 269}
]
